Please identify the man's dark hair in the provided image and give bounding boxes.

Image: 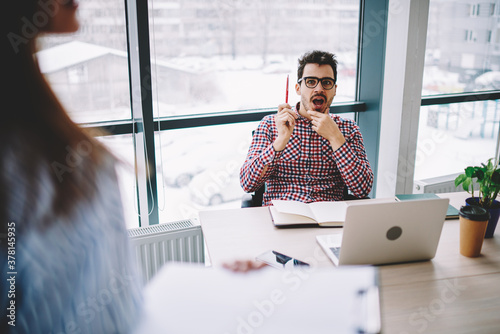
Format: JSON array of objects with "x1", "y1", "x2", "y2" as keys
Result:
[{"x1": 297, "y1": 50, "x2": 338, "y2": 83}]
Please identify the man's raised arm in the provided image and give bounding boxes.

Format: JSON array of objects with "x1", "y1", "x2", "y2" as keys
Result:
[{"x1": 240, "y1": 104, "x2": 297, "y2": 193}]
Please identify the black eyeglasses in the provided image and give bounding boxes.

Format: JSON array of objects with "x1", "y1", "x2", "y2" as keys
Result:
[{"x1": 297, "y1": 76, "x2": 336, "y2": 90}]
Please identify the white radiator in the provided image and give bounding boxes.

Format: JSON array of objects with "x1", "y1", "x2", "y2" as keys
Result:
[
  {"x1": 413, "y1": 173, "x2": 477, "y2": 194},
  {"x1": 127, "y1": 218, "x2": 204, "y2": 284}
]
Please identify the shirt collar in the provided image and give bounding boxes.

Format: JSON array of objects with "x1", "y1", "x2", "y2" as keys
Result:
[{"x1": 294, "y1": 102, "x2": 311, "y2": 123}]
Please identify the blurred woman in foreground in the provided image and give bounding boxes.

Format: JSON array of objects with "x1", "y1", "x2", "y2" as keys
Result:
[{"x1": 1, "y1": 1, "x2": 142, "y2": 332}]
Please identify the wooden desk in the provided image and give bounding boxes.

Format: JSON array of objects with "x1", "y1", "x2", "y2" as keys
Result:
[{"x1": 199, "y1": 192, "x2": 500, "y2": 333}]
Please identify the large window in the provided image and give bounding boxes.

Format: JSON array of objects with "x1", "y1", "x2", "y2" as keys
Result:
[
  {"x1": 36, "y1": 0, "x2": 381, "y2": 227},
  {"x1": 416, "y1": 0, "x2": 500, "y2": 183},
  {"x1": 37, "y1": 0, "x2": 139, "y2": 227},
  {"x1": 423, "y1": 0, "x2": 500, "y2": 95},
  {"x1": 148, "y1": 0, "x2": 360, "y2": 118},
  {"x1": 38, "y1": 0, "x2": 130, "y2": 123},
  {"x1": 415, "y1": 100, "x2": 500, "y2": 180},
  {"x1": 155, "y1": 122, "x2": 258, "y2": 222},
  {"x1": 148, "y1": 0, "x2": 361, "y2": 223}
]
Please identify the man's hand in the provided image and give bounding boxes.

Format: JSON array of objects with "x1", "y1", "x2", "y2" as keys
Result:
[
  {"x1": 273, "y1": 103, "x2": 297, "y2": 151},
  {"x1": 308, "y1": 110, "x2": 346, "y2": 150}
]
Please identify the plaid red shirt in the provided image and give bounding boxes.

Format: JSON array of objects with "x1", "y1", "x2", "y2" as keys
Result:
[{"x1": 240, "y1": 106, "x2": 373, "y2": 206}]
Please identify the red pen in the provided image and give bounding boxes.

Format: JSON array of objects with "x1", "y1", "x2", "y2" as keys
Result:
[{"x1": 285, "y1": 74, "x2": 289, "y2": 104}]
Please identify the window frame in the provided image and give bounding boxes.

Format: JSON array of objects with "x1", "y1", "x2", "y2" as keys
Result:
[
  {"x1": 82, "y1": 0, "x2": 387, "y2": 226},
  {"x1": 375, "y1": 0, "x2": 500, "y2": 198}
]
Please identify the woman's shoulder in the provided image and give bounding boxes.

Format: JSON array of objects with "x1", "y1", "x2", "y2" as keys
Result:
[{"x1": 2, "y1": 133, "x2": 120, "y2": 229}]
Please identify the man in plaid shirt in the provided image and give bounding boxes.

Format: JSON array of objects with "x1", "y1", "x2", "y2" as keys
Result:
[{"x1": 240, "y1": 50, "x2": 373, "y2": 206}]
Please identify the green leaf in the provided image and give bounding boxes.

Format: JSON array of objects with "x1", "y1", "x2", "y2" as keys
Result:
[
  {"x1": 455, "y1": 174, "x2": 467, "y2": 187},
  {"x1": 492, "y1": 170, "x2": 500, "y2": 184},
  {"x1": 476, "y1": 169, "x2": 485, "y2": 181},
  {"x1": 465, "y1": 167, "x2": 475, "y2": 178},
  {"x1": 463, "y1": 178, "x2": 471, "y2": 192}
]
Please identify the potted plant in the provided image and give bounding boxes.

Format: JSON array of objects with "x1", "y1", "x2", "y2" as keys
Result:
[{"x1": 455, "y1": 158, "x2": 500, "y2": 238}]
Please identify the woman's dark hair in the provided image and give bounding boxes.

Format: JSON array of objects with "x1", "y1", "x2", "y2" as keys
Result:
[
  {"x1": 297, "y1": 50, "x2": 338, "y2": 83},
  {"x1": 1, "y1": 1, "x2": 108, "y2": 229}
]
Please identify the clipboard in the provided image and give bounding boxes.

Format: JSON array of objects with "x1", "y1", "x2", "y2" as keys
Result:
[{"x1": 134, "y1": 263, "x2": 382, "y2": 334}]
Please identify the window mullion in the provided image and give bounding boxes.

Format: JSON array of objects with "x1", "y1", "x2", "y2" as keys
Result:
[{"x1": 125, "y1": 0, "x2": 159, "y2": 226}]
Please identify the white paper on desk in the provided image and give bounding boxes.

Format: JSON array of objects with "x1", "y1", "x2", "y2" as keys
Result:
[{"x1": 133, "y1": 263, "x2": 380, "y2": 334}]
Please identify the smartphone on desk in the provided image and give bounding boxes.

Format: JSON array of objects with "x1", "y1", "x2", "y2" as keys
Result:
[{"x1": 256, "y1": 250, "x2": 310, "y2": 269}]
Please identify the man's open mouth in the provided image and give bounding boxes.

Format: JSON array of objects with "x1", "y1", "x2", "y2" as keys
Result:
[{"x1": 312, "y1": 96, "x2": 325, "y2": 111}]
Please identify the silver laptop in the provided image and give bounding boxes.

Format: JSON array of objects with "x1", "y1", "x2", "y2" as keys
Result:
[{"x1": 316, "y1": 198, "x2": 449, "y2": 266}]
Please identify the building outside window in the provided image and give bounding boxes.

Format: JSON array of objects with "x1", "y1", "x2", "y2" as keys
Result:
[{"x1": 415, "y1": 0, "x2": 500, "y2": 185}]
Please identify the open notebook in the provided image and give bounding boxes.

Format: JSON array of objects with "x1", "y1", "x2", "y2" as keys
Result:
[
  {"x1": 270, "y1": 200, "x2": 347, "y2": 227},
  {"x1": 270, "y1": 198, "x2": 396, "y2": 227}
]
